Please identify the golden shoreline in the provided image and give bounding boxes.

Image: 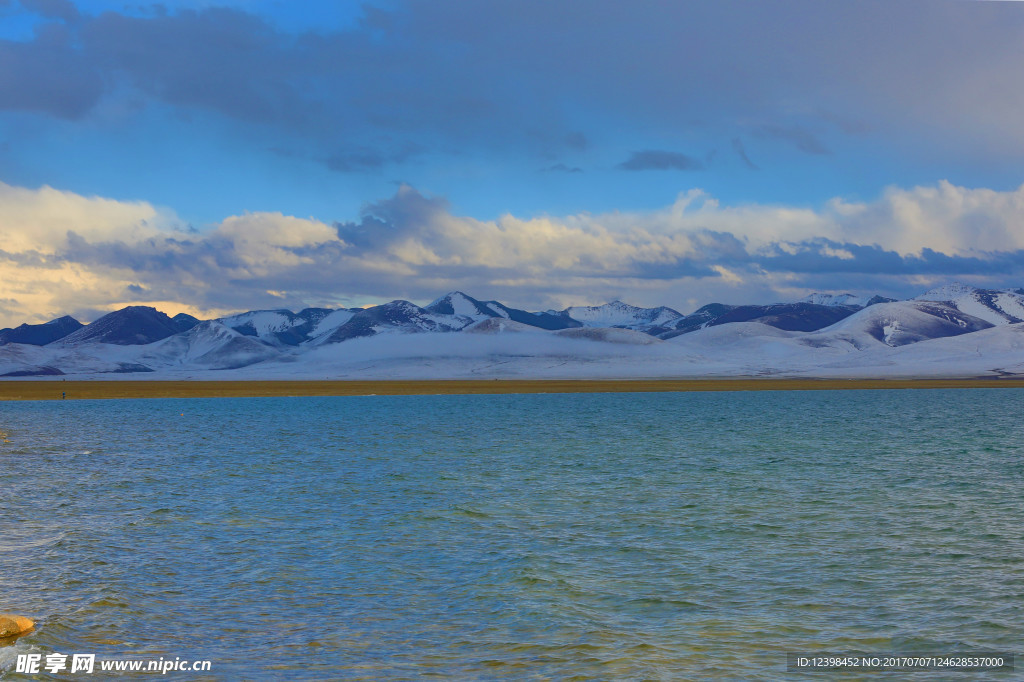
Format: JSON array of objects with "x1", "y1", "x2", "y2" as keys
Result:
[{"x1": 1, "y1": 377, "x2": 1023, "y2": 401}]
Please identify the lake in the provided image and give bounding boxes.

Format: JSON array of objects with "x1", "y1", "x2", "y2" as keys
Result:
[{"x1": 1, "y1": 389, "x2": 1022, "y2": 679}]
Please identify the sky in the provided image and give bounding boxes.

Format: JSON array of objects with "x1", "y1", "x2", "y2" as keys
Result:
[{"x1": 2, "y1": 0, "x2": 1024, "y2": 325}]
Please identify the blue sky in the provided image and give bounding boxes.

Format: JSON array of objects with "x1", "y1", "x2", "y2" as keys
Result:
[{"x1": 2, "y1": 0, "x2": 1024, "y2": 324}]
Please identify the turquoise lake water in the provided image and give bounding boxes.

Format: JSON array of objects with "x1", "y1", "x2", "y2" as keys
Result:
[{"x1": 1, "y1": 389, "x2": 1022, "y2": 679}]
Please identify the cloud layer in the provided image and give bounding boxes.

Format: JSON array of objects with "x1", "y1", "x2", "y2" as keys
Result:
[
  {"x1": 4, "y1": 1, "x2": 1024, "y2": 163},
  {"x1": 2, "y1": 180, "x2": 1024, "y2": 327}
]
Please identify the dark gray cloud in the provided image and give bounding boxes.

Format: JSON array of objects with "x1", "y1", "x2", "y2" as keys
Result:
[
  {"x1": 542, "y1": 163, "x2": 583, "y2": 173},
  {"x1": 618, "y1": 150, "x2": 704, "y2": 171},
  {"x1": 20, "y1": 0, "x2": 79, "y2": 22},
  {"x1": 323, "y1": 142, "x2": 423, "y2": 173},
  {"x1": 564, "y1": 132, "x2": 588, "y2": 151},
  {"x1": 2, "y1": 1, "x2": 1021, "y2": 164},
  {"x1": 79, "y1": 9, "x2": 309, "y2": 127},
  {"x1": 752, "y1": 239, "x2": 1024, "y2": 277},
  {"x1": 0, "y1": 24, "x2": 102, "y2": 118},
  {"x1": 753, "y1": 124, "x2": 831, "y2": 156}
]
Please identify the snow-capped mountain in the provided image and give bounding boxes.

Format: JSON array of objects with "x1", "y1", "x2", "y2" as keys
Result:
[
  {"x1": 562, "y1": 301, "x2": 684, "y2": 331},
  {"x1": 913, "y1": 282, "x2": 981, "y2": 302},
  {"x1": 657, "y1": 303, "x2": 736, "y2": 338},
  {"x1": 319, "y1": 300, "x2": 469, "y2": 343},
  {"x1": 702, "y1": 302, "x2": 861, "y2": 333},
  {"x1": 305, "y1": 309, "x2": 357, "y2": 342},
  {"x1": 655, "y1": 300, "x2": 876, "y2": 339},
  {"x1": 808, "y1": 300, "x2": 994, "y2": 348},
  {"x1": 424, "y1": 291, "x2": 497, "y2": 321},
  {"x1": 2, "y1": 284, "x2": 1023, "y2": 378},
  {"x1": 218, "y1": 307, "x2": 352, "y2": 346},
  {"x1": 141, "y1": 320, "x2": 279, "y2": 369},
  {"x1": 427, "y1": 291, "x2": 580, "y2": 330},
  {"x1": 912, "y1": 283, "x2": 1024, "y2": 326},
  {"x1": 795, "y1": 292, "x2": 896, "y2": 308},
  {"x1": 463, "y1": 318, "x2": 539, "y2": 334},
  {"x1": 799, "y1": 292, "x2": 869, "y2": 307}
]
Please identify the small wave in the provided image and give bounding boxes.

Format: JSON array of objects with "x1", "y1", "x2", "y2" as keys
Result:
[
  {"x1": 449, "y1": 505, "x2": 490, "y2": 519},
  {"x1": 0, "y1": 640, "x2": 43, "y2": 673},
  {"x1": 0, "y1": 531, "x2": 67, "y2": 551}
]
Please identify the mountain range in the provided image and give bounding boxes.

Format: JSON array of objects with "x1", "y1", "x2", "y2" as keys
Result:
[{"x1": 2, "y1": 283, "x2": 1023, "y2": 379}]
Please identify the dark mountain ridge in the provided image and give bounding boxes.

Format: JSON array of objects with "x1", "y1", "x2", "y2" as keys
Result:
[
  {"x1": 0, "y1": 315, "x2": 83, "y2": 346},
  {"x1": 55, "y1": 306, "x2": 181, "y2": 346}
]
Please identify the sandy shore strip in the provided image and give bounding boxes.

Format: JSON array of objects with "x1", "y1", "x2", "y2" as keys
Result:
[{"x1": 1, "y1": 377, "x2": 1024, "y2": 400}]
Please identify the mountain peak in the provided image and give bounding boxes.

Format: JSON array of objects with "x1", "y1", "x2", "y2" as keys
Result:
[
  {"x1": 56, "y1": 306, "x2": 180, "y2": 346},
  {"x1": 913, "y1": 282, "x2": 979, "y2": 302},
  {"x1": 45, "y1": 315, "x2": 79, "y2": 326},
  {"x1": 565, "y1": 301, "x2": 683, "y2": 328},
  {"x1": 424, "y1": 292, "x2": 494, "y2": 319},
  {"x1": 427, "y1": 291, "x2": 474, "y2": 305},
  {"x1": 798, "y1": 292, "x2": 868, "y2": 307},
  {"x1": 171, "y1": 312, "x2": 201, "y2": 332}
]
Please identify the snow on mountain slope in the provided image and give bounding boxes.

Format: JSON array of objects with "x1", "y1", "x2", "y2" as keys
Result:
[
  {"x1": 810, "y1": 300, "x2": 993, "y2": 347},
  {"x1": 320, "y1": 300, "x2": 468, "y2": 343},
  {"x1": 707, "y1": 302, "x2": 859, "y2": 333},
  {"x1": 5, "y1": 284, "x2": 1024, "y2": 380},
  {"x1": 913, "y1": 282, "x2": 980, "y2": 302},
  {"x1": 657, "y1": 303, "x2": 735, "y2": 338},
  {"x1": 995, "y1": 293, "x2": 1024, "y2": 321},
  {"x1": 425, "y1": 291, "x2": 496, "y2": 321},
  {"x1": 799, "y1": 293, "x2": 868, "y2": 307},
  {"x1": 950, "y1": 294, "x2": 1018, "y2": 326},
  {"x1": 428, "y1": 292, "x2": 585, "y2": 331},
  {"x1": 464, "y1": 318, "x2": 539, "y2": 334},
  {"x1": 912, "y1": 283, "x2": 1024, "y2": 326},
  {"x1": 220, "y1": 307, "x2": 362, "y2": 346},
  {"x1": 1, "y1": 322, "x2": 277, "y2": 375},
  {"x1": 223, "y1": 326, "x2": 696, "y2": 380},
  {"x1": 668, "y1": 321, "x2": 798, "y2": 348},
  {"x1": 667, "y1": 322, "x2": 834, "y2": 375},
  {"x1": 495, "y1": 303, "x2": 579, "y2": 330},
  {"x1": 306, "y1": 309, "x2": 357, "y2": 342},
  {"x1": 484, "y1": 303, "x2": 510, "y2": 319},
  {"x1": 787, "y1": 322, "x2": 1024, "y2": 379},
  {"x1": 564, "y1": 301, "x2": 683, "y2": 329},
  {"x1": 8, "y1": 319, "x2": 1024, "y2": 381},
  {"x1": 888, "y1": 322, "x2": 1024, "y2": 374},
  {"x1": 0, "y1": 343, "x2": 63, "y2": 376},
  {"x1": 220, "y1": 309, "x2": 301, "y2": 336},
  {"x1": 140, "y1": 321, "x2": 279, "y2": 369},
  {"x1": 1, "y1": 341, "x2": 158, "y2": 375}
]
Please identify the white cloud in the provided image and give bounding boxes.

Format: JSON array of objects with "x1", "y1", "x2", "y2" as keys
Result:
[
  {"x1": 0, "y1": 181, "x2": 182, "y2": 254},
  {"x1": 212, "y1": 212, "x2": 345, "y2": 273},
  {"x1": 2, "y1": 180, "x2": 1024, "y2": 327},
  {"x1": 832, "y1": 181, "x2": 1024, "y2": 256}
]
